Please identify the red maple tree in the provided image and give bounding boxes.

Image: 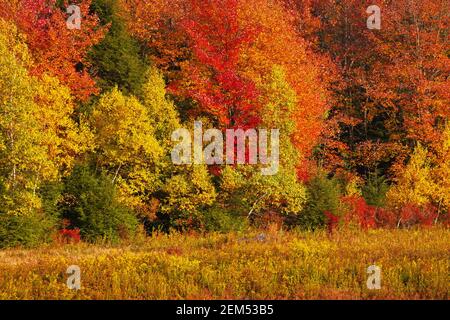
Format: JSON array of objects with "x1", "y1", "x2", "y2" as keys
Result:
[
  {"x1": 0, "y1": 0, "x2": 106, "y2": 101},
  {"x1": 172, "y1": 0, "x2": 260, "y2": 128}
]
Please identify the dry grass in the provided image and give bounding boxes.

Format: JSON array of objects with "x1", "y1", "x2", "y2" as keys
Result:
[{"x1": 0, "y1": 227, "x2": 448, "y2": 300}]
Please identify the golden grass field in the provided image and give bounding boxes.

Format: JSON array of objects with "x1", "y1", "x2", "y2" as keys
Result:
[{"x1": 0, "y1": 228, "x2": 448, "y2": 300}]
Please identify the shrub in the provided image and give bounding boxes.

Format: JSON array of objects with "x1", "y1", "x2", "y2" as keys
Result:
[
  {"x1": 373, "y1": 207, "x2": 398, "y2": 228},
  {"x1": 362, "y1": 171, "x2": 389, "y2": 207},
  {"x1": 251, "y1": 210, "x2": 285, "y2": 230},
  {"x1": 341, "y1": 195, "x2": 377, "y2": 230},
  {"x1": 398, "y1": 204, "x2": 439, "y2": 228},
  {"x1": 201, "y1": 206, "x2": 248, "y2": 233},
  {"x1": 58, "y1": 228, "x2": 81, "y2": 244},
  {"x1": 0, "y1": 211, "x2": 55, "y2": 248},
  {"x1": 324, "y1": 211, "x2": 339, "y2": 234},
  {"x1": 39, "y1": 181, "x2": 64, "y2": 218},
  {"x1": 297, "y1": 173, "x2": 343, "y2": 230},
  {"x1": 339, "y1": 197, "x2": 441, "y2": 229},
  {"x1": 59, "y1": 165, "x2": 138, "y2": 243}
]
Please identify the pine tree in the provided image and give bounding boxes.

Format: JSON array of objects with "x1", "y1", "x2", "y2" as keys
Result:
[{"x1": 89, "y1": 0, "x2": 148, "y2": 94}]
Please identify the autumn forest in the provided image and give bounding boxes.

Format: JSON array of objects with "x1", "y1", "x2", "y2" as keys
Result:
[{"x1": 0, "y1": 0, "x2": 448, "y2": 300}]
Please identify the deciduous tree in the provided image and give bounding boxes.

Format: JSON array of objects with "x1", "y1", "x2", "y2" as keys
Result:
[
  {"x1": 0, "y1": 0, "x2": 106, "y2": 101},
  {"x1": 90, "y1": 87, "x2": 163, "y2": 210}
]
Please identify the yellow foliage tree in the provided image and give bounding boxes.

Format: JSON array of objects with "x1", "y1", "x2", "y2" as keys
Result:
[
  {"x1": 433, "y1": 125, "x2": 450, "y2": 213},
  {"x1": 140, "y1": 67, "x2": 181, "y2": 150},
  {"x1": 0, "y1": 20, "x2": 90, "y2": 215},
  {"x1": 90, "y1": 87, "x2": 163, "y2": 212},
  {"x1": 35, "y1": 75, "x2": 93, "y2": 176},
  {"x1": 219, "y1": 66, "x2": 307, "y2": 217},
  {"x1": 161, "y1": 165, "x2": 217, "y2": 215},
  {"x1": 0, "y1": 21, "x2": 43, "y2": 214},
  {"x1": 139, "y1": 68, "x2": 217, "y2": 222},
  {"x1": 387, "y1": 144, "x2": 438, "y2": 209}
]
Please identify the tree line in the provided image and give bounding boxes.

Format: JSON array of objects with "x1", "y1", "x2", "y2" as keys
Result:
[{"x1": 0, "y1": 0, "x2": 448, "y2": 247}]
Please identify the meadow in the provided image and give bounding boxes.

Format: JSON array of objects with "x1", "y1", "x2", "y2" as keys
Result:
[{"x1": 0, "y1": 227, "x2": 448, "y2": 300}]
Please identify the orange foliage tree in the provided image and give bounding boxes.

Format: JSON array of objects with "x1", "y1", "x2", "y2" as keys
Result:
[
  {"x1": 172, "y1": 0, "x2": 260, "y2": 128},
  {"x1": 0, "y1": 0, "x2": 106, "y2": 101},
  {"x1": 289, "y1": 0, "x2": 450, "y2": 177},
  {"x1": 237, "y1": 0, "x2": 333, "y2": 160},
  {"x1": 120, "y1": 0, "x2": 333, "y2": 162},
  {"x1": 119, "y1": 0, "x2": 189, "y2": 78}
]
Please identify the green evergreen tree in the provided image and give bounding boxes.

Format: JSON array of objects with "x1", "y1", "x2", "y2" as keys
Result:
[
  {"x1": 362, "y1": 171, "x2": 389, "y2": 207},
  {"x1": 60, "y1": 165, "x2": 138, "y2": 243},
  {"x1": 89, "y1": 0, "x2": 148, "y2": 94},
  {"x1": 297, "y1": 172, "x2": 343, "y2": 230}
]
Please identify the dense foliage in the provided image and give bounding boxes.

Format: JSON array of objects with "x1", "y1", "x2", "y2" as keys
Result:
[{"x1": 0, "y1": 0, "x2": 448, "y2": 247}]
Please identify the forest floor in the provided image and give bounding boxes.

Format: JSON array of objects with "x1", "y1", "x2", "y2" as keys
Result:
[{"x1": 0, "y1": 227, "x2": 448, "y2": 299}]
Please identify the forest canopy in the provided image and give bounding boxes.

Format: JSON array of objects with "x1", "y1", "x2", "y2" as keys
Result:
[{"x1": 0, "y1": 0, "x2": 448, "y2": 247}]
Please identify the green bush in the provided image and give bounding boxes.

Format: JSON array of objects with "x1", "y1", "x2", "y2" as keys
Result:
[
  {"x1": 60, "y1": 165, "x2": 138, "y2": 243},
  {"x1": 201, "y1": 206, "x2": 248, "y2": 233},
  {"x1": 39, "y1": 181, "x2": 64, "y2": 219},
  {"x1": 0, "y1": 211, "x2": 55, "y2": 248},
  {"x1": 297, "y1": 173, "x2": 343, "y2": 230},
  {"x1": 0, "y1": 178, "x2": 57, "y2": 248},
  {"x1": 362, "y1": 171, "x2": 389, "y2": 207}
]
